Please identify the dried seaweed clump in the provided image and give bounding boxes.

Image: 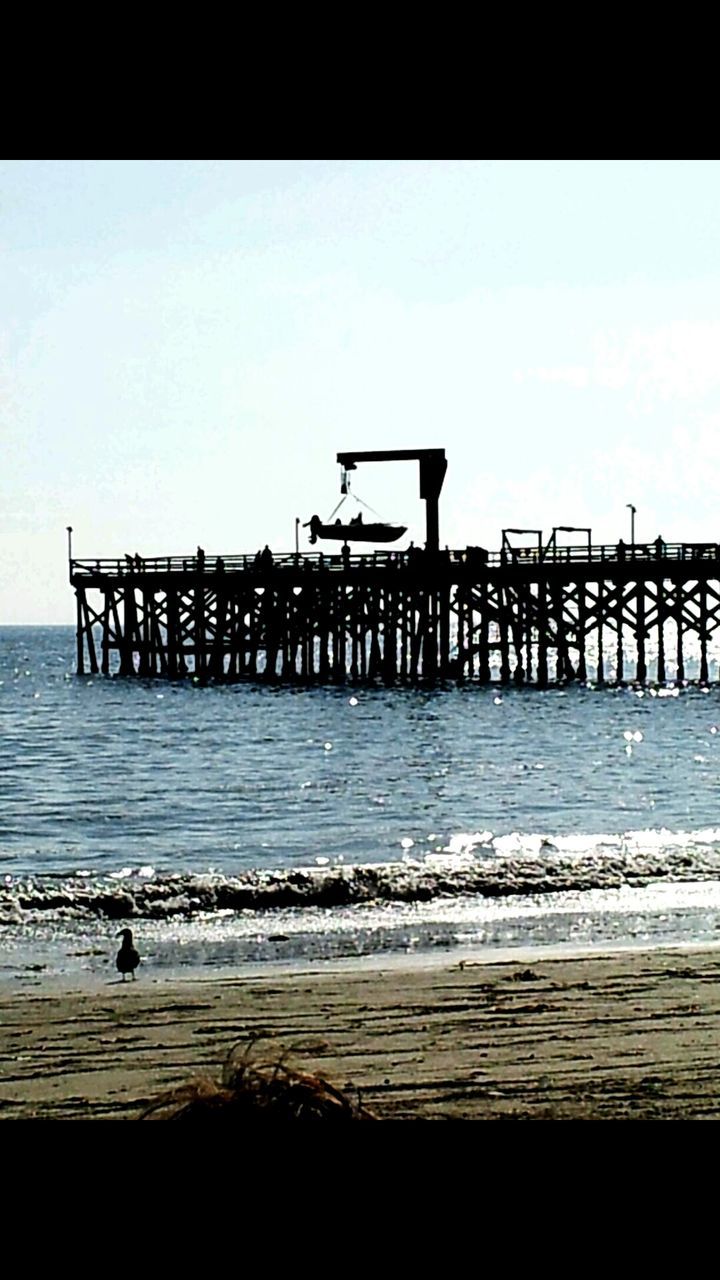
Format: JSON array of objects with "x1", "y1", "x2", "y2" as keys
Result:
[{"x1": 141, "y1": 1043, "x2": 377, "y2": 1121}]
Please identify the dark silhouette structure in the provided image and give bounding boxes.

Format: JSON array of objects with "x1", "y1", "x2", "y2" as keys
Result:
[
  {"x1": 336, "y1": 448, "x2": 447, "y2": 553},
  {"x1": 116, "y1": 928, "x2": 140, "y2": 980},
  {"x1": 70, "y1": 535, "x2": 720, "y2": 686},
  {"x1": 68, "y1": 451, "x2": 720, "y2": 686}
]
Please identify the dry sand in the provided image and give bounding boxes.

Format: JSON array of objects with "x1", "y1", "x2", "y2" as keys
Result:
[{"x1": 2, "y1": 946, "x2": 720, "y2": 1119}]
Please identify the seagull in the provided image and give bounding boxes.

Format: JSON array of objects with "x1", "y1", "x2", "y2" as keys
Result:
[{"x1": 116, "y1": 928, "x2": 140, "y2": 981}]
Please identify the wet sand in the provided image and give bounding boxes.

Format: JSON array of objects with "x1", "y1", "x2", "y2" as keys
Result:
[{"x1": 2, "y1": 947, "x2": 720, "y2": 1119}]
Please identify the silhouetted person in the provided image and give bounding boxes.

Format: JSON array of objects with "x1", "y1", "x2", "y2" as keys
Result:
[
  {"x1": 617, "y1": 538, "x2": 626, "y2": 562},
  {"x1": 197, "y1": 546, "x2": 205, "y2": 571},
  {"x1": 215, "y1": 557, "x2": 225, "y2": 573},
  {"x1": 134, "y1": 553, "x2": 142, "y2": 571},
  {"x1": 342, "y1": 543, "x2": 350, "y2": 570},
  {"x1": 655, "y1": 535, "x2": 664, "y2": 558},
  {"x1": 260, "y1": 544, "x2": 273, "y2": 569},
  {"x1": 116, "y1": 928, "x2": 140, "y2": 981}
]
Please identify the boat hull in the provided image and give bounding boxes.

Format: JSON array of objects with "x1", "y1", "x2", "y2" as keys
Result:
[{"x1": 304, "y1": 516, "x2": 407, "y2": 545}]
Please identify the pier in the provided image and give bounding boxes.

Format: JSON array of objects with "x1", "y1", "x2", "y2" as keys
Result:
[{"x1": 69, "y1": 538, "x2": 720, "y2": 686}]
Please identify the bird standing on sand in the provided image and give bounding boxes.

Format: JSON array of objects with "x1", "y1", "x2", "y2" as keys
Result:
[{"x1": 116, "y1": 928, "x2": 140, "y2": 981}]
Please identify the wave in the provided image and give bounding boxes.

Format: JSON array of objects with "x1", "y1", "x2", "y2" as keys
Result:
[{"x1": 4, "y1": 831, "x2": 720, "y2": 923}]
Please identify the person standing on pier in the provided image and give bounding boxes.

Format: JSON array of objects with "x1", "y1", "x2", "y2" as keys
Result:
[{"x1": 197, "y1": 546, "x2": 205, "y2": 571}]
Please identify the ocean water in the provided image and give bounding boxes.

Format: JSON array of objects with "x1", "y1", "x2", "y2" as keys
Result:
[{"x1": 2, "y1": 625, "x2": 720, "y2": 983}]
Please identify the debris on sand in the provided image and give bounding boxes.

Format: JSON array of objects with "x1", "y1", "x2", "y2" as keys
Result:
[{"x1": 141, "y1": 1042, "x2": 377, "y2": 1121}]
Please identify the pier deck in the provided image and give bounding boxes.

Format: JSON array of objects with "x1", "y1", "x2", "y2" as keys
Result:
[{"x1": 70, "y1": 541, "x2": 720, "y2": 685}]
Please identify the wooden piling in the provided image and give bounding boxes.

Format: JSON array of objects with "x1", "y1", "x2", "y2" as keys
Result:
[{"x1": 69, "y1": 542, "x2": 720, "y2": 687}]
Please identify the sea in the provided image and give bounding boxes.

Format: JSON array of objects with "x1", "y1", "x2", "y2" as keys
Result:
[{"x1": 3, "y1": 624, "x2": 720, "y2": 985}]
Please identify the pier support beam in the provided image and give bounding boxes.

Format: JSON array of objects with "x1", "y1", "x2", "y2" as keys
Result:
[{"x1": 69, "y1": 555, "x2": 720, "y2": 688}]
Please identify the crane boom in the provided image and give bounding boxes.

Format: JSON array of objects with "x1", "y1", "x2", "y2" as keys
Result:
[{"x1": 336, "y1": 449, "x2": 447, "y2": 552}]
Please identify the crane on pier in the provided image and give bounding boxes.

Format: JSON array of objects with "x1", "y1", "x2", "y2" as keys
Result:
[{"x1": 332, "y1": 449, "x2": 448, "y2": 553}]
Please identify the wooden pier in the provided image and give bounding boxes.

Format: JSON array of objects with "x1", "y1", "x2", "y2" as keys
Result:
[{"x1": 69, "y1": 539, "x2": 720, "y2": 685}]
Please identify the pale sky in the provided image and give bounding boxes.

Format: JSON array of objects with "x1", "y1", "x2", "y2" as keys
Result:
[{"x1": 3, "y1": 158, "x2": 720, "y2": 623}]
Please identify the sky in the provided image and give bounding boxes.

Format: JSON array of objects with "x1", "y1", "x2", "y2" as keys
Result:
[{"x1": 3, "y1": 158, "x2": 720, "y2": 623}]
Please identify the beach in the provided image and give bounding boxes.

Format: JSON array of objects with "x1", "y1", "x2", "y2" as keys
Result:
[{"x1": 2, "y1": 945, "x2": 720, "y2": 1119}]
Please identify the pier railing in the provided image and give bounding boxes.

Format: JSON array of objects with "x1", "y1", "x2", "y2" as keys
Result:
[{"x1": 69, "y1": 540, "x2": 720, "y2": 579}]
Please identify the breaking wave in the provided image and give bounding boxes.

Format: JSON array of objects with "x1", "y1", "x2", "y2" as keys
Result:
[{"x1": 4, "y1": 826, "x2": 720, "y2": 925}]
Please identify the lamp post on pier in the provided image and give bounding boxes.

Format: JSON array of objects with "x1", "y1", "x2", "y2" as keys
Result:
[
  {"x1": 626, "y1": 504, "x2": 636, "y2": 548},
  {"x1": 66, "y1": 525, "x2": 73, "y2": 567}
]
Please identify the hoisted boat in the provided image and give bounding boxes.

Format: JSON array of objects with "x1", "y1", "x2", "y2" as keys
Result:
[{"x1": 304, "y1": 514, "x2": 407, "y2": 545}]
